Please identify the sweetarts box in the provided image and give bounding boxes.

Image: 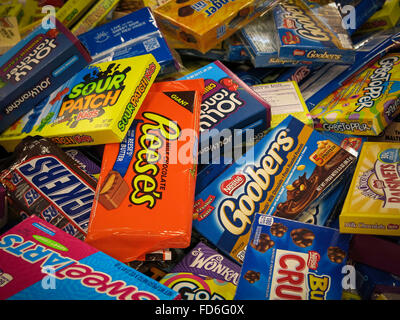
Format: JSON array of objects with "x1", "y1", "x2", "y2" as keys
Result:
[
  {"x1": 273, "y1": 0, "x2": 355, "y2": 64},
  {"x1": 311, "y1": 52, "x2": 400, "y2": 136},
  {"x1": 339, "y1": 142, "x2": 400, "y2": 236},
  {"x1": 193, "y1": 115, "x2": 356, "y2": 264},
  {"x1": 0, "y1": 18, "x2": 92, "y2": 134},
  {"x1": 234, "y1": 214, "x2": 351, "y2": 300},
  {"x1": 0, "y1": 216, "x2": 180, "y2": 300},
  {"x1": 77, "y1": 7, "x2": 178, "y2": 75},
  {"x1": 0, "y1": 55, "x2": 160, "y2": 152}
]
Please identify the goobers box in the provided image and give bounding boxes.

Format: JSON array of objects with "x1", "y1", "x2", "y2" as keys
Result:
[{"x1": 193, "y1": 115, "x2": 356, "y2": 264}]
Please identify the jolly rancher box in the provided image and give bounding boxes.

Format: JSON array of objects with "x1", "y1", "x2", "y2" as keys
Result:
[
  {"x1": 153, "y1": 0, "x2": 280, "y2": 54},
  {"x1": 273, "y1": 0, "x2": 355, "y2": 64},
  {"x1": 0, "y1": 18, "x2": 92, "y2": 134},
  {"x1": 339, "y1": 142, "x2": 400, "y2": 236},
  {"x1": 234, "y1": 214, "x2": 351, "y2": 300},
  {"x1": 0, "y1": 55, "x2": 160, "y2": 151},
  {"x1": 0, "y1": 216, "x2": 180, "y2": 300},
  {"x1": 193, "y1": 115, "x2": 356, "y2": 264}
]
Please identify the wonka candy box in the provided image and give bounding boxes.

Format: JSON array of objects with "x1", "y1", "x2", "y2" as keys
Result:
[
  {"x1": 193, "y1": 115, "x2": 356, "y2": 264},
  {"x1": 178, "y1": 60, "x2": 271, "y2": 166},
  {"x1": 0, "y1": 55, "x2": 160, "y2": 151},
  {"x1": 160, "y1": 272, "x2": 236, "y2": 300},
  {"x1": 251, "y1": 81, "x2": 312, "y2": 128},
  {"x1": 273, "y1": 0, "x2": 355, "y2": 64},
  {"x1": 311, "y1": 52, "x2": 400, "y2": 136},
  {"x1": 0, "y1": 18, "x2": 92, "y2": 134},
  {"x1": 0, "y1": 137, "x2": 98, "y2": 240},
  {"x1": 153, "y1": 0, "x2": 280, "y2": 53},
  {"x1": 171, "y1": 242, "x2": 241, "y2": 286},
  {"x1": 0, "y1": 216, "x2": 180, "y2": 300},
  {"x1": 77, "y1": 7, "x2": 177, "y2": 75},
  {"x1": 340, "y1": 142, "x2": 400, "y2": 236},
  {"x1": 234, "y1": 214, "x2": 351, "y2": 300},
  {"x1": 85, "y1": 79, "x2": 204, "y2": 262}
]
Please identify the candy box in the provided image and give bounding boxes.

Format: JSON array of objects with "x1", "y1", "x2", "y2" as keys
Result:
[
  {"x1": 193, "y1": 115, "x2": 356, "y2": 264},
  {"x1": 251, "y1": 81, "x2": 312, "y2": 129},
  {"x1": 160, "y1": 272, "x2": 237, "y2": 300},
  {"x1": 357, "y1": 0, "x2": 400, "y2": 34},
  {"x1": 0, "y1": 216, "x2": 180, "y2": 300},
  {"x1": 234, "y1": 214, "x2": 351, "y2": 300},
  {"x1": 369, "y1": 114, "x2": 400, "y2": 143},
  {"x1": 311, "y1": 52, "x2": 400, "y2": 136},
  {"x1": 178, "y1": 60, "x2": 271, "y2": 169},
  {"x1": 77, "y1": 7, "x2": 178, "y2": 75},
  {"x1": 273, "y1": 0, "x2": 355, "y2": 64},
  {"x1": 0, "y1": 18, "x2": 92, "y2": 134},
  {"x1": 153, "y1": 0, "x2": 280, "y2": 54},
  {"x1": 240, "y1": 10, "x2": 311, "y2": 68},
  {"x1": 85, "y1": 79, "x2": 204, "y2": 263},
  {"x1": 339, "y1": 142, "x2": 400, "y2": 236},
  {"x1": 171, "y1": 241, "x2": 241, "y2": 286},
  {"x1": 0, "y1": 55, "x2": 160, "y2": 151},
  {"x1": 0, "y1": 136, "x2": 98, "y2": 240},
  {"x1": 0, "y1": 16, "x2": 21, "y2": 56}
]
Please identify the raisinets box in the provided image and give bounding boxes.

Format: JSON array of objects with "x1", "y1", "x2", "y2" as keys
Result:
[
  {"x1": 234, "y1": 214, "x2": 351, "y2": 300},
  {"x1": 0, "y1": 216, "x2": 180, "y2": 300},
  {"x1": 311, "y1": 52, "x2": 400, "y2": 136},
  {"x1": 339, "y1": 142, "x2": 400, "y2": 236},
  {"x1": 0, "y1": 18, "x2": 92, "y2": 134},
  {"x1": 193, "y1": 115, "x2": 356, "y2": 264},
  {"x1": 273, "y1": 0, "x2": 355, "y2": 64},
  {"x1": 0, "y1": 55, "x2": 160, "y2": 151}
]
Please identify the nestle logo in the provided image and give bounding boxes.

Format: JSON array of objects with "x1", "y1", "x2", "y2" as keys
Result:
[
  {"x1": 307, "y1": 251, "x2": 320, "y2": 270},
  {"x1": 220, "y1": 174, "x2": 246, "y2": 196}
]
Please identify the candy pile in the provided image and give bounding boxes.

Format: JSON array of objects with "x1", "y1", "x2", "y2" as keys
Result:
[{"x1": 0, "y1": 0, "x2": 400, "y2": 301}]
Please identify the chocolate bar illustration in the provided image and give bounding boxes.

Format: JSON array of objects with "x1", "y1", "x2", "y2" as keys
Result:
[{"x1": 98, "y1": 170, "x2": 130, "y2": 210}]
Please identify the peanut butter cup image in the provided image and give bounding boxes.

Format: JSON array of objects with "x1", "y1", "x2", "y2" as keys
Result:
[
  {"x1": 98, "y1": 170, "x2": 130, "y2": 210},
  {"x1": 270, "y1": 222, "x2": 288, "y2": 237},
  {"x1": 250, "y1": 233, "x2": 274, "y2": 253},
  {"x1": 179, "y1": 30, "x2": 197, "y2": 43},
  {"x1": 243, "y1": 270, "x2": 260, "y2": 284},
  {"x1": 290, "y1": 228, "x2": 315, "y2": 248},
  {"x1": 327, "y1": 246, "x2": 346, "y2": 264},
  {"x1": 178, "y1": 5, "x2": 194, "y2": 17}
]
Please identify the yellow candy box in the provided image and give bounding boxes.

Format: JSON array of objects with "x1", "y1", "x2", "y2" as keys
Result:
[
  {"x1": 0, "y1": 55, "x2": 160, "y2": 152},
  {"x1": 153, "y1": 0, "x2": 280, "y2": 53},
  {"x1": 340, "y1": 142, "x2": 400, "y2": 236},
  {"x1": 311, "y1": 52, "x2": 400, "y2": 136}
]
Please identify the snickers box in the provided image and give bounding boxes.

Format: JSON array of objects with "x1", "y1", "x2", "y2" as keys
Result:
[
  {"x1": 193, "y1": 115, "x2": 356, "y2": 264},
  {"x1": 0, "y1": 216, "x2": 180, "y2": 300},
  {"x1": 0, "y1": 55, "x2": 160, "y2": 151},
  {"x1": 234, "y1": 214, "x2": 351, "y2": 300},
  {"x1": 77, "y1": 7, "x2": 178, "y2": 75},
  {"x1": 339, "y1": 142, "x2": 400, "y2": 236},
  {"x1": 0, "y1": 18, "x2": 92, "y2": 134},
  {"x1": 273, "y1": 0, "x2": 355, "y2": 64}
]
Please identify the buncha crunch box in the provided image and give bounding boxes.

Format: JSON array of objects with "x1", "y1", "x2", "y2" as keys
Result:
[
  {"x1": 0, "y1": 216, "x2": 180, "y2": 300},
  {"x1": 234, "y1": 214, "x2": 351, "y2": 300},
  {"x1": 0, "y1": 18, "x2": 92, "y2": 134},
  {"x1": 153, "y1": 0, "x2": 280, "y2": 53},
  {"x1": 311, "y1": 52, "x2": 400, "y2": 136},
  {"x1": 193, "y1": 115, "x2": 356, "y2": 264},
  {"x1": 0, "y1": 55, "x2": 160, "y2": 151},
  {"x1": 340, "y1": 142, "x2": 400, "y2": 236},
  {"x1": 85, "y1": 80, "x2": 204, "y2": 263}
]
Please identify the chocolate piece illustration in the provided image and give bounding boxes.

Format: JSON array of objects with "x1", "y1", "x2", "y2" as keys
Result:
[
  {"x1": 291, "y1": 228, "x2": 315, "y2": 248},
  {"x1": 98, "y1": 170, "x2": 129, "y2": 210},
  {"x1": 250, "y1": 233, "x2": 274, "y2": 253},
  {"x1": 327, "y1": 246, "x2": 346, "y2": 263}
]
